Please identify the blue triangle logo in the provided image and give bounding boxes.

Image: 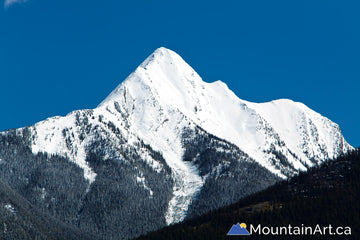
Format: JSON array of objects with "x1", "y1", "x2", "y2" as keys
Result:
[{"x1": 227, "y1": 223, "x2": 250, "y2": 235}]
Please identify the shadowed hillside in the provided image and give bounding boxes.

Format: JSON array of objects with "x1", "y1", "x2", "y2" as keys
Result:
[
  {"x1": 136, "y1": 148, "x2": 360, "y2": 240},
  {"x1": 0, "y1": 179, "x2": 92, "y2": 240}
]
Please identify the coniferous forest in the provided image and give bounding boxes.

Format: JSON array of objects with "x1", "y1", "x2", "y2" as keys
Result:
[
  {"x1": 0, "y1": 126, "x2": 358, "y2": 239},
  {"x1": 136, "y1": 148, "x2": 360, "y2": 240}
]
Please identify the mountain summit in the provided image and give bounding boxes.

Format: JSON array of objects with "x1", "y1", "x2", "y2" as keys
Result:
[
  {"x1": 0, "y1": 47, "x2": 352, "y2": 239},
  {"x1": 98, "y1": 47, "x2": 351, "y2": 177}
]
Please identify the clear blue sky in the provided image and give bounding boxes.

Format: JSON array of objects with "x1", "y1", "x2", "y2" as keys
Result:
[{"x1": 1, "y1": 0, "x2": 359, "y2": 147}]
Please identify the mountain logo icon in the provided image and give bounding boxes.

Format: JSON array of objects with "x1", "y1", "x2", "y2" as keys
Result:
[{"x1": 227, "y1": 222, "x2": 250, "y2": 235}]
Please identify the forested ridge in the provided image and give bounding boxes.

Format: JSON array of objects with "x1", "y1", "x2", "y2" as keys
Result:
[{"x1": 136, "y1": 148, "x2": 360, "y2": 240}]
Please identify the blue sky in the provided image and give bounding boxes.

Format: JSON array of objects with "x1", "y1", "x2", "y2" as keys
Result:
[{"x1": 1, "y1": 0, "x2": 359, "y2": 147}]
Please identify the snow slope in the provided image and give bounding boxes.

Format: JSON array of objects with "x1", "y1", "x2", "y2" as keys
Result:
[{"x1": 100, "y1": 47, "x2": 352, "y2": 176}]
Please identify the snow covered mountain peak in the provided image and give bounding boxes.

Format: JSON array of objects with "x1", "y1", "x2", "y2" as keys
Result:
[
  {"x1": 99, "y1": 47, "x2": 206, "y2": 109},
  {"x1": 98, "y1": 47, "x2": 352, "y2": 177},
  {"x1": 139, "y1": 47, "x2": 182, "y2": 69},
  {"x1": 13, "y1": 47, "x2": 353, "y2": 230}
]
